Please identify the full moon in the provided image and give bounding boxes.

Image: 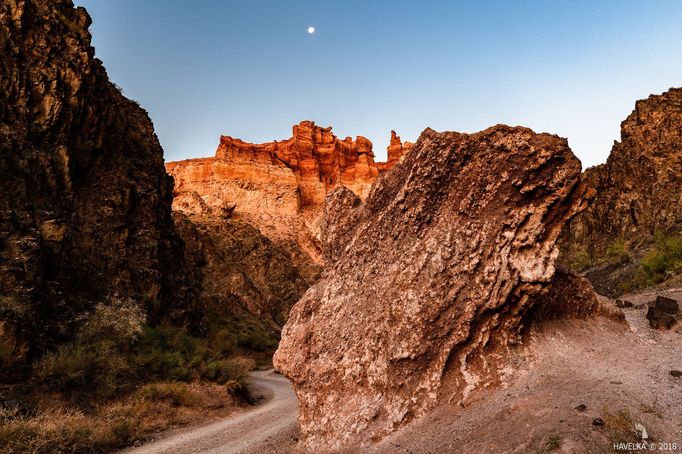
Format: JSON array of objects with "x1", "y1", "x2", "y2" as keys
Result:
[{"x1": 307, "y1": 26, "x2": 315, "y2": 34}]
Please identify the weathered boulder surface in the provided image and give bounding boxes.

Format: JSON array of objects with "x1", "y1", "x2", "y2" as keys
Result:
[
  {"x1": 0, "y1": 0, "x2": 194, "y2": 374},
  {"x1": 564, "y1": 88, "x2": 682, "y2": 270},
  {"x1": 646, "y1": 295, "x2": 679, "y2": 330},
  {"x1": 274, "y1": 125, "x2": 595, "y2": 450}
]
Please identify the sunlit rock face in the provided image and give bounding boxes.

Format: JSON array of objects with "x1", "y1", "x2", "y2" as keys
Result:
[
  {"x1": 274, "y1": 125, "x2": 595, "y2": 450},
  {"x1": 166, "y1": 121, "x2": 413, "y2": 274},
  {"x1": 166, "y1": 121, "x2": 412, "y2": 223}
]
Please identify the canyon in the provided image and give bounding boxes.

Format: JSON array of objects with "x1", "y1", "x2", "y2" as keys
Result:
[{"x1": 1, "y1": 1, "x2": 681, "y2": 453}]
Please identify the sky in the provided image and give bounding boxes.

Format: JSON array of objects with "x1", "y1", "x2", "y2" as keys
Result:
[{"x1": 74, "y1": 0, "x2": 682, "y2": 168}]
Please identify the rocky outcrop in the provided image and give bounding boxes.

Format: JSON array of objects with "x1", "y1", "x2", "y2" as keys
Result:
[
  {"x1": 377, "y1": 130, "x2": 413, "y2": 172},
  {"x1": 0, "y1": 0, "x2": 192, "y2": 374},
  {"x1": 274, "y1": 125, "x2": 596, "y2": 450},
  {"x1": 166, "y1": 122, "x2": 412, "y2": 241},
  {"x1": 565, "y1": 88, "x2": 682, "y2": 265}
]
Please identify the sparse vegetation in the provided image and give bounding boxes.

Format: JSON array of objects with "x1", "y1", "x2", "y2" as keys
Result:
[
  {"x1": 545, "y1": 434, "x2": 561, "y2": 451},
  {"x1": 569, "y1": 246, "x2": 594, "y2": 271},
  {"x1": 639, "y1": 232, "x2": 682, "y2": 285},
  {"x1": 606, "y1": 237, "x2": 632, "y2": 264},
  {"x1": 603, "y1": 408, "x2": 639, "y2": 444},
  {"x1": 1, "y1": 297, "x2": 261, "y2": 453}
]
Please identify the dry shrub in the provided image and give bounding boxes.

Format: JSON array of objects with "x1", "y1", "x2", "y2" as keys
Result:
[
  {"x1": 200, "y1": 356, "x2": 255, "y2": 385},
  {"x1": 135, "y1": 382, "x2": 199, "y2": 407},
  {"x1": 77, "y1": 297, "x2": 146, "y2": 345},
  {"x1": 603, "y1": 408, "x2": 638, "y2": 443}
]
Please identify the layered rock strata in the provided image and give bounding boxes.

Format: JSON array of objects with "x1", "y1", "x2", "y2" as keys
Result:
[
  {"x1": 165, "y1": 122, "x2": 412, "y2": 241},
  {"x1": 274, "y1": 125, "x2": 596, "y2": 450}
]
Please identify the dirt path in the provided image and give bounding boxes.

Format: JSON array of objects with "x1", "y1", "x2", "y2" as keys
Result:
[{"x1": 121, "y1": 370, "x2": 298, "y2": 454}]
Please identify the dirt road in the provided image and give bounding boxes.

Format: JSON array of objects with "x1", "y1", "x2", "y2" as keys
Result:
[{"x1": 121, "y1": 370, "x2": 298, "y2": 454}]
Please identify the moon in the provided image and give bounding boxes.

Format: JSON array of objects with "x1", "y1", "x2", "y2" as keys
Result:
[{"x1": 307, "y1": 26, "x2": 315, "y2": 34}]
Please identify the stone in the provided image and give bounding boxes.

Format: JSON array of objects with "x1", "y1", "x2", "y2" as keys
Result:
[
  {"x1": 656, "y1": 295, "x2": 679, "y2": 315},
  {"x1": 670, "y1": 370, "x2": 682, "y2": 378},
  {"x1": 574, "y1": 404, "x2": 587, "y2": 412},
  {"x1": 274, "y1": 125, "x2": 597, "y2": 450},
  {"x1": 646, "y1": 307, "x2": 676, "y2": 330},
  {"x1": 615, "y1": 299, "x2": 633, "y2": 309},
  {"x1": 592, "y1": 418, "x2": 605, "y2": 426}
]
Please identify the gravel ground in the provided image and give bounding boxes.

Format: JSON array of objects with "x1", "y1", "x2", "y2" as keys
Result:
[{"x1": 370, "y1": 286, "x2": 682, "y2": 454}]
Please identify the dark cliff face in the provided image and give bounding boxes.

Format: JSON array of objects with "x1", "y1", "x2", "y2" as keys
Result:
[
  {"x1": 562, "y1": 88, "x2": 682, "y2": 295},
  {"x1": 567, "y1": 88, "x2": 682, "y2": 259},
  {"x1": 0, "y1": 0, "x2": 190, "y2": 371}
]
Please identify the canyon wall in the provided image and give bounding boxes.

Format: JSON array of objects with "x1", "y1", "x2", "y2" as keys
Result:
[
  {"x1": 0, "y1": 0, "x2": 193, "y2": 373},
  {"x1": 568, "y1": 88, "x2": 682, "y2": 257},
  {"x1": 274, "y1": 125, "x2": 597, "y2": 450},
  {"x1": 563, "y1": 88, "x2": 682, "y2": 294},
  {"x1": 166, "y1": 121, "x2": 412, "y2": 243},
  {"x1": 165, "y1": 122, "x2": 413, "y2": 345}
]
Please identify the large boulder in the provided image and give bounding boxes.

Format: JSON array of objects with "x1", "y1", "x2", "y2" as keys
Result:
[{"x1": 274, "y1": 125, "x2": 595, "y2": 450}]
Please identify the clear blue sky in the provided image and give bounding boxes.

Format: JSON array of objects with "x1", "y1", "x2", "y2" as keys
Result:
[{"x1": 75, "y1": 0, "x2": 682, "y2": 167}]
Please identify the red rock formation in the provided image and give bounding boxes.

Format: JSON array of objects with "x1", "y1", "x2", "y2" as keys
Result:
[
  {"x1": 167, "y1": 121, "x2": 412, "y2": 219},
  {"x1": 377, "y1": 130, "x2": 413, "y2": 172},
  {"x1": 274, "y1": 125, "x2": 598, "y2": 450}
]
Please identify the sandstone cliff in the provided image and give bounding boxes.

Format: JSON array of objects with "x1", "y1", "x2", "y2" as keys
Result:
[
  {"x1": 563, "y1": 88, "x2": 682, "y2": 294},
  {"x1": 0, "y1": 0, "x2": 193, "y2": 374},
  {"x1": 166, "y1": 122, "x2": 412, "y2": 246},
  {"x1": 274, "y1": 125, "x2": 600, "y2": 450}
]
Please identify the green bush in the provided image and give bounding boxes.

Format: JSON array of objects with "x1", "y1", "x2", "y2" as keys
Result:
[
  {"x1": 135, "y1": 382, "x2": 197, "y2": 407},
  {"x1": 130, "y1": 326, "x2": 207, "y2": 382},
  {"x1": 34, "y1": 341, "x2": 132, "y2": 399},
  {"x1": 237, "y1": 329, "x2": 278, "y2": 352},
  {"x1": 606, "y1": 238, "x2": 631, "y2": 264},
  {"x1": 639, "y1": 232, "x2": 682, "y2": 284},
  {"x1": 77, "y1": 297, "x2": 146, "y2": 346}
]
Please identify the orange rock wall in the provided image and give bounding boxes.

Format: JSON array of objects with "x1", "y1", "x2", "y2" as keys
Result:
[{"x1": 167, "y1": 121, "x2": 412, "y2": 217}]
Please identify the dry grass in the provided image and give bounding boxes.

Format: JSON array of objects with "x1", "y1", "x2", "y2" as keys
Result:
[
  {"x1": 0, "y1": 381, "x2": 240, "y2": 453},
  {"x1": 603, "y1": 408, "x2": 639, "y2": 444}
]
